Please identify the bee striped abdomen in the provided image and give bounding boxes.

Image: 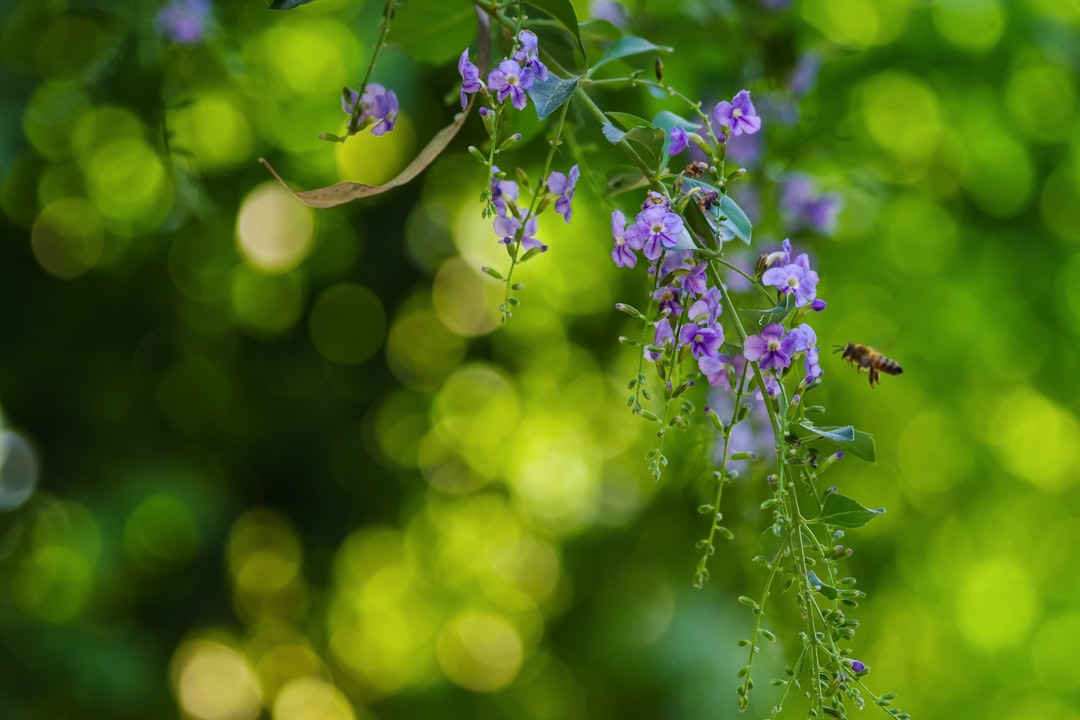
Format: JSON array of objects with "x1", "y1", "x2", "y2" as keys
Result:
[{"x1": 836, "y1": 343, "x2": 902, "y2": 387}]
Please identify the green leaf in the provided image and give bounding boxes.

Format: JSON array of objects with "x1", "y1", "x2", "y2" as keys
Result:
[
  {"x1": 607, "y1": 111, "x2": 654, "y2": 132},
  {"x1": 816, "y1": 494, "x2": 885, "y2": 529},
  {"x1": 719, "y1": 194, "x2": 753, "y2": 244},
  {"x1": 623, "y1": 126, "x2": 666, "y2": 168},
  {"x1": 651, "y1": 111, "x2": 700, "y2": 133},
  {"x1": 525, "y1": 0, "x2": 584, "y2": 57},
  {"x1": 807, "y1": 570, "x2": 837, "y2": 600},
  {"x1": 798, "y1": 424, "x2": 854, "y2": 443},
  {"x1": 529, "y1": 74, "x2": 580, "y2": 120},
  {"x1": 391, "y1": 0, "x2": 476, "y2": 65},
  {"x1": 268, "y1": 0, "x2": 315, "y2": 8},
  {"x1": 798, "y1": 423, "x2": 877, "y2": 463},
  {"x1": 588, "y1": 36, "x2": 673, "y2": 75}
]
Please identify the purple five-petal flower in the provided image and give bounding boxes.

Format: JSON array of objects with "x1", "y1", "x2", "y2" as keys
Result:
[
  {"x1": 714, "y1": 89, "x2": 761, "y2": 137},
  {"x1": 624, "y1": 205, "x2": 684, "y2": 262},
  {"x1": 743, "y1": 323, "x2": 797, "y2": 371},
  {"x1": 488, "y1": 60, "x2": 531, "y2": 111},
  {"x1": 679, "y1": 322, "x2": 724, "y2": 359}
]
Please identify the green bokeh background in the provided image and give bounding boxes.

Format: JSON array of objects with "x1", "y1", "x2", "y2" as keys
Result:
[{"x1": 2, "y1": 0, "x2": 1080, "y2": 718}]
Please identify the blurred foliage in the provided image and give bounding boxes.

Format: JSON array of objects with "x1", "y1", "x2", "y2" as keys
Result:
[{"x1": 2, "y1": 0, "x2": 1080, "y2": 719}]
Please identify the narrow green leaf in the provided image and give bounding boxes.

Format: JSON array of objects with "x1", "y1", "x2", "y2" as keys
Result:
[
  {"x1": 816, "y1": 494, "x2": 885, "y2": 529},
  {"x1": 528, "y1": 74, "x2": 580, "y2": 120},
  {"x1": 588, "y1": 36, "x2": 673, "y2": 75}
]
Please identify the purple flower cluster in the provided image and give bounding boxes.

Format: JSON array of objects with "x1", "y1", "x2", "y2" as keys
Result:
[
  {"x1": 342, "y1": 83, "x2": 399, "y2": 137},
  {"x1": 459, "y1": 30, "x2": 548, "y2": 112},
  {"x1": 781, "y1": 174, "x2": 842, "y2": 235},
  {"x1": 743, "y1": 322, "x2": 823, "y2": 387},
  {"x1": 490, "y1": 170, "x2": 545, "y2": 253},
  {"x1": 611, "y1": 193, "x2": 686, "y2": 267},
  {"x1": 761, "y1": 239, "x2": 821, "y2": 308}
]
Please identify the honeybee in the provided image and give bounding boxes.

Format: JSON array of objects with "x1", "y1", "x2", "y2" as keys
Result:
[{"x1": 835, "y1": 343, "x2": 903, "y2": 387}]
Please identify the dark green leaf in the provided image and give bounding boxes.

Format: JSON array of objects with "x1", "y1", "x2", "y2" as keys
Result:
[
  {"x1": 528, "y1": 74, "x2": 580, "y2": 120},
  {"x1": 623, "y1": 126, "x2": 666, "y2": 168},
  {"x1": 525, "y1": 0, "x2": 584, "y2": 57},
  {"x1": 588, "y1": 36, "x2": 673, "y2": 75},
  {"x1": 392, "y1": 0, "x2": 476, "y2": 65},
  {"x1": 816, "y1": 494, "x2": 885, "y2": 529},
  {"x1": 268, "y1": 0, "x2": 315, "y2": 8}
]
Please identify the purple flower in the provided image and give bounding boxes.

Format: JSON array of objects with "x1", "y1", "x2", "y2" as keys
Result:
[
  {"x1": 493, "y1": 213, "x2": 545, "y2": 252},
  {"x1": 762, "y1": 261, "x2": 818, "y2": 307},
  {"x1": 684, "y1": 262, "x2": 708, "y2": 297},
  {"x1": 713, "y1": 90, "x2": 761, "y2": 137},
  {"x1": 699, "y1": 353, "x2": 731, "y2": 388},
  {"x1": 493, "y1": 213, "x2": 519, "y2": 245},
  {"x1": 669, "y1": 126, "x2": 689, "y2": 156},
  {"x1": 490, "y1": 171, "x2": 519, "y2": 217},
  {"x1": 343, "y1": 83, "x2": 399, "y2": 136},
  {"x1": 743, "y1": 323, "x2": 797, "y2": 371},
  {"x1": 488, "y1": 60, "x2": 531, "y2": 111},
  {"x1": 512, "y1": 30, "x2": 548, "y2": 83},
  {"x1": 781, "y1": 174, "x2": 842, "y2": 235},
  {"x1": 652, "y1": 286, "x2": 684, "y2": 318},
  {"x1": 611, "y1": 210, "x2": 637, "y2": 268},
  {"x1": 591, "y1": 0, "x2": 629, "y2": 26},
  {"x1": 645, "y1": 318, "x2": 674, "y2": 361},
  {"x1": 850, "y1": 660, "x2": 867, "y2": 674},
  {"x1": 547, "y1": 165, "x2": 579, "y2": 223},
  {"x1": 624, "y1": 206, "x2": 684, "y2": 262},
  {"x1": 679, "y1": 322, "x2": 724, "y2": 359},
  {"x1": 155, "y1": 0, "x2": 210, "y2": 44},
  {"x1": 458, "y1": 49, "x2": 484, "y2": 109},
  {"x1": 518, "y1": 214, "x2": 545, "y2": 252},
  {"x1": 788, "y1": 323, "x2": 823, "y2": 383},
  {"x1": 688, "y1": 286, "x2": 722, "y2": 324}
]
